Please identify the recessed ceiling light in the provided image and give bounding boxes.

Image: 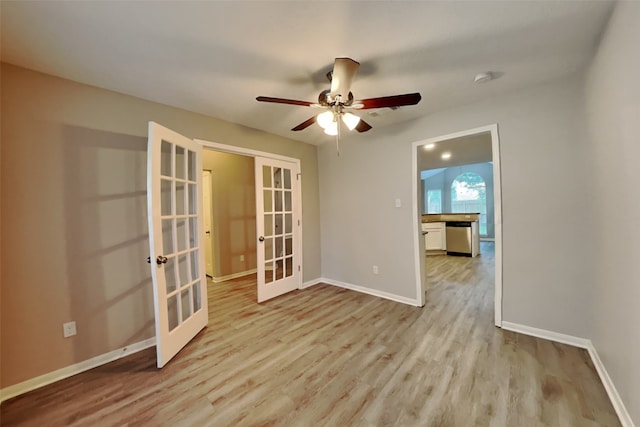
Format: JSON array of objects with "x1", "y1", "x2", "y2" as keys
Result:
[
  {"x1": 441, "y1": 152, "x2": 451, "y2": 160},
  {"x1": 474, "y1": 72, "x2": 494, "y2": 83},
  {"x1": 423, "y1": 143, "x2": 435, "y2": 150}
]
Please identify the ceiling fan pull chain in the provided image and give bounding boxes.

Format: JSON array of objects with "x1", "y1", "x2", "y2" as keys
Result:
[{"x1": 336, "y1": 119, "x2": 341, "y2": 156}]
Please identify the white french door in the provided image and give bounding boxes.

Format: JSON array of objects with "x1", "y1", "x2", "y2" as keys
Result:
[
  {"x1": 147, "y1": 122, "x2": 208, "y2": 368},
  {"x1": 255, "y1": 157, "x2": 301, "y2": 302}
]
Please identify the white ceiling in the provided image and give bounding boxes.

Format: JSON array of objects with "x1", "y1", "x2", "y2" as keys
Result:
[
  {"x1": 1, "y1": 1, "x2": 614, "y2": 146},
  {"x1": 419, "y1": 132, "x2": 493, "y2": 171}
]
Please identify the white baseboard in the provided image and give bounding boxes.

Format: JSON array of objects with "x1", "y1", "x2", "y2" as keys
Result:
[
  {"x1": 0, "y1": 337, "x2": 156, "y2": 404},
  {"x1": 501, "y1": 321, "x2": 634, "y2": 427},
  {"x1": 300, "y1": 278, "x2": 321, "y2": 289},
  {"x1": 212, "y1": 268, "x2": 257, "y2": 283},
  {"x1": 585, "y1": 342, "x2": 635, "y2": 427},
  {"x1": 501, "y1": 321, "x2": 591, "y2": 348},
  {"x1": 318, "y1": 277, "x2": 420, "y2": 306}
]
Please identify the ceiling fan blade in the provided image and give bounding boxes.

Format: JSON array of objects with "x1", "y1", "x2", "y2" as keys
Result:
[
  {"x1": 357, "y1": 93, "x2": 422, "y2": 110},
  {"x1": 291, "y1": 116, "x2": 317, "y2": 131},
  {"x1": 329, "y1": 57, "x2": 360, "y2": 98},
  {"x1": 256, "y1": 96, "x2": 313, "y2": 107},
  {"x1": 355, "y1": 119, "x2": 372, "y2": 133}
]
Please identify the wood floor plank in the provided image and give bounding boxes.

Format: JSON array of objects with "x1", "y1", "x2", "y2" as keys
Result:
[{"x1": 0, "y1": 243, "x2": 620, "y2": 426}]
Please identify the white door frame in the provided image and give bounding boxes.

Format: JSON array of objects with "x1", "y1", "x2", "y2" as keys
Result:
[
  {"x1": 411, "y1": 124, "x2": 503, "y2": 326},
  {"x1": 194, "y1": 139, "x2": 303, "y2": 291}
]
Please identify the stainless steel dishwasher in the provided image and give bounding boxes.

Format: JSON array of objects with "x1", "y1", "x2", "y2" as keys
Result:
[{"x1": 445, "y1": 221, "x2": 472, "y2": 256}]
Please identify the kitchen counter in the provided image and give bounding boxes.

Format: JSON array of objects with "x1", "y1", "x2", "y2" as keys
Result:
[
  {"x1": 422, "y1": 213, "x2": 480, "y2": 223},
  {"x1": 422, "y1": 213, "x2": 481, "y2": 257}
]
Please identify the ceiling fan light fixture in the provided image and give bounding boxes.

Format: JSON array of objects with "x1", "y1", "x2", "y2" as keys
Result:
[
  {"x1": 341, "y1": 112, "x2": 361, "y2": 131},
  {"x1": 317, "y1": 111, "x2": 335, "y2": 129},
  {"x1": 324, "y1": 121, "x2": 338, "y2": 136}
]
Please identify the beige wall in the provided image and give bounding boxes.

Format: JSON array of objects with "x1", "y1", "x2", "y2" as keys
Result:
[
  {"x1": 584, "y1": 2, "x2": 640, "y2": 423},
  {"x1": 0, "y1": 64, "x2": 4, "y2": 379},
  {"x1": 202, "y1": 151, "x2": 257, "y2": 279},
  {"x1": 0, "y1": 64, "x2": 320, "y2": 388}
]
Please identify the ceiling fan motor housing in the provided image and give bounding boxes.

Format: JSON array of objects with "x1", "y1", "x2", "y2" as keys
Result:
[{"x1": 319, "y1": 89, "x2": 354, "y2": 107}]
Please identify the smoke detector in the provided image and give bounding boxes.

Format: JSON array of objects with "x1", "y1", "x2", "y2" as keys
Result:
[{"x1": 474, "y1": 72, "x2": 495, "y2": 83}]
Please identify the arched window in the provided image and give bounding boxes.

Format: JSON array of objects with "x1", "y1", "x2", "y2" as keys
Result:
[{"x1": 451, "y1": 173, "x2": 487, "y2": 236}]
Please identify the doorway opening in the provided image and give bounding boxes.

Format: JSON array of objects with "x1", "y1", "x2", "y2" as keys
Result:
[
  {"x1": 202, "y1": 151, "x2": 256, "y2": 283},
  {"x1": 411, "y1": 124, "x2": 503, "y2": 326},
  {"x1": 197, "y1": 140, "x2": 303, "y2": 303}
]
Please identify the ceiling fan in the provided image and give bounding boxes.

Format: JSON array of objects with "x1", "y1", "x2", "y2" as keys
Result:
[{"x1": 256, "y1": 57, "x2": 421, "y2": 148}]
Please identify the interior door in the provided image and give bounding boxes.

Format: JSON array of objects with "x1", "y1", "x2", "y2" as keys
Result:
[
  {"x1": 147, "y1": 122, "x2": 208, "y2": 368},
  {"x1": 255, "y1": 157, "x2": 301, "y2": 302},
  {"x1": 202, "y1": 170, "x2": 214, "y2": 277}
]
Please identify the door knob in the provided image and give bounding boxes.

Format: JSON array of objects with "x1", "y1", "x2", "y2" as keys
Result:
[
  {"x1": 258, "y1": 236, "x2": 265, "y2": 242},
  {"x1": 156, "y1": 256, "x2": 168, "y2": 265}
]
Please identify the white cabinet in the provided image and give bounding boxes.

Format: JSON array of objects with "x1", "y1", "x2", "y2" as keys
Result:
[{"x1": 422, "y1": 222, "x2": 446, "y2": 251}]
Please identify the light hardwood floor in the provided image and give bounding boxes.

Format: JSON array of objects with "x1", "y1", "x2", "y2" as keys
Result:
[{"x1": 1, "y1": 243, "x2": 620, "y2": 426}]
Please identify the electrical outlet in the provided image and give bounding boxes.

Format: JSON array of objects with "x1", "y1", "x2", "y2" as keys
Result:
[
  {"x1": 63, "y1": 321, "x2": 77, "y2": 338},
  {"x1": 373, "y1": 265, "x2": 379, "y2": 275},
  {"x1": 240, "y1": 254, "x2": 245, "y2": 262},
  {"x1": 395, "y1": 198, "x2": 402, "y2": 208}
]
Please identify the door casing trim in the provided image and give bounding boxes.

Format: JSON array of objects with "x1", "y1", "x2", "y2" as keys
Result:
[{"x1": 411, "y1": 124, "x2": 503, "y2": 326}]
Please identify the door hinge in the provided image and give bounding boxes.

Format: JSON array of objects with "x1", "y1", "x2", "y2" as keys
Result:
[
  {"x1": 297, "y1": 219, "x2": 300, "y2": 226},
  {"x1": 298, "y1": 265, "x2": 301, "y2": 272},
  {"x1": 296, "y1": 173, "x2": 301, "y2": 181}
]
